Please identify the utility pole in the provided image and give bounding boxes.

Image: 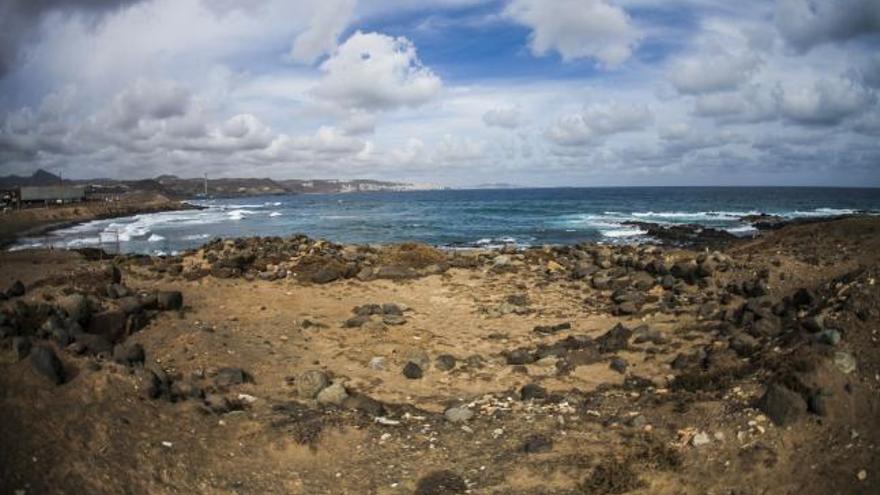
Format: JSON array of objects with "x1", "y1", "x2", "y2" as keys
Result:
[{"x1": 204, "y1": 172, "x2": 208, "y2": 197}]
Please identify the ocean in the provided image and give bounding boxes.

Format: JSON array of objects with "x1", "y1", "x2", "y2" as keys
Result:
[{"x1": 11, "y1": 187, "x2": 880, "y2": 255}]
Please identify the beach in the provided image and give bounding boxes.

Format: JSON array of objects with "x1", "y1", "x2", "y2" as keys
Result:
[
  {"x1": 0, "y1": 191, "x2": 196, "y2": 249},
  {"x1": 1, "y1": 214, "x2": 879, "y2": 494}
]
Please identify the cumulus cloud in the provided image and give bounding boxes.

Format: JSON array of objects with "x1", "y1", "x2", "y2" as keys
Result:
[
  {"x1": 482, "y1": 106, "x2": 521, "y2": 129},
  {"x1": 775, "y1": 0, "x2": 880, "y2": 52},
  {"x1": 504, "y1": 0, "x2": 641, "y2": 67},
  {"x1": 339, "y1": 110, "x2": 377, "y2": 135},
  {"x1": 288, "y1": 0, "x2": 356, "y2": 64},
  {"x1": 669, "y1": 46, "x2": 762, "y2": 95},
  {"x1": 312, "y1": 31, "x2": 443, "y2": 111},
  {"x1": 775, "y1": 76, "x2": 874, "y2": 125},
  {"x1": 265, "y1": 126, "x2": 366, "y2": 161},
  {"x1": 545, "y1": 102, "x2": 652, "y2": 146},
  {"x1": 106, "y1": 79, "x2": 192, "y2": 129}
]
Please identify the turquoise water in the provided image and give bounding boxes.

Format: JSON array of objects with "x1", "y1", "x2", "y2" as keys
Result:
[{"x1": 12, "y1": 187, "x2": 880, "y2": 254}]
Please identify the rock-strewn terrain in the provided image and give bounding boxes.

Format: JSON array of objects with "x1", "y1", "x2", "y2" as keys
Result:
[{"x1": 1, "y1": 216, "x2": 879, "y2": 494}]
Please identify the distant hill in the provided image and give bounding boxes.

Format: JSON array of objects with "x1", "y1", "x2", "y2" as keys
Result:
[
  {"x1": 0, "y1": 169, "x2": 65, "y2": 188},
  {"x1": 279, "y1": 179, "x2": 445, "y2": 194},
  {"x1": 1, "y1": 170, "x2": 444, "y2": 198}
]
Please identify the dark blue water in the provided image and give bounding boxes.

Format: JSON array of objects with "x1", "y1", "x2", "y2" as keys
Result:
[{"x1": 13, "y1": 187, "x2": 880, "y2": 254}]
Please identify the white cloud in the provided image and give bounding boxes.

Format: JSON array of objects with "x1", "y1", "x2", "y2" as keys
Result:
[
  {"x1": 340, "y1": 110, "x2": 377, "y2": 135},
  {"x1": 669, "y1": 43, "x2": 762, "y2": 95},
  {"x1": 107, "y1": 79, "x2": 192, "y2": 129},
  {"x1": 775, "y1": 76, "x2": 874, "y2": 125},
  {"x1": 288, "y1": 0, "x2": 356, "y2": 64},
  {"x1": 482, "y1": 106, "x2": 521, "y2": 129},
  {"x1": 545, "y1": 102, "x2": 652, "y2": 146},
  {"x1": 504, "y1": 0, "x2": 641, "y2": 67},
  {"x1": 313, "y1": 31, "x2": 442, "y2": 111},
  {"x1": 776, "y1": 0, "x2": 880, "y2": 52}
]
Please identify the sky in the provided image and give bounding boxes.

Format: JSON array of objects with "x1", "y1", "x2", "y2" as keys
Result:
[{"x1": 0, "y1": 0, "x2": 879, "y2": 187}]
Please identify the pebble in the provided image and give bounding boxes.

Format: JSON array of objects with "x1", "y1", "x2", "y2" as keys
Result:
[
  {"x1": 403, "y1": 362, "x2": 423, "y2": 379},
  {"x1": 369, "y1": 356, "x2": 387, "y2": 370},
  {"x1": 444, "y1": 406, "x2": 474, "y2": 423},
  {"x1": 691, "y1": 431, "x2": 711, "y2": 447},
  {"x1": 857, "y1": 469, "x2": 867, "y2": 481}
]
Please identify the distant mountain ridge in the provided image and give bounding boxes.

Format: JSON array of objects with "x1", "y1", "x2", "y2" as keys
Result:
[{"x1": 0, "y1": 170, "x2": 445, "y2": 198}]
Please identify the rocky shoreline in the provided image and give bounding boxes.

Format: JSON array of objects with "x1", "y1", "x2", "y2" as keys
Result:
[{"x1": 1, "y1": 215, "x2": 879, "y2": 494}]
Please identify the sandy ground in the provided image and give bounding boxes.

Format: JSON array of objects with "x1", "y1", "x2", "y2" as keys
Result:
[{"x1": 1, "y1": 216, "x2": 879, "y2": 494}]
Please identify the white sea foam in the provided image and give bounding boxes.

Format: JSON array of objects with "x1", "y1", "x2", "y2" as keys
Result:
[
  {"x1": 269, "y1": 211, "x2": 282, "y2": 217},
  {"x1": 601, "y1": 228, "x2": 647, "y2": 238},
  {"x1": 182, "y1": 233, "x2": 210, "y2": 241},
  {"x1": 148, "y1": 234, "x2": 166, "y2": 242}
]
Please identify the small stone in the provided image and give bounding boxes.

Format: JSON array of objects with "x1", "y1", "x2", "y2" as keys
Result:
[
  {"x1": 522, "y1": 434, "x2": 553, "y2": 453},
  {"x1": 444, "y1": 406, "x2": 473, "y2": 423},
  {"x1": 382, "y1": 315, "x2": 407, "y2": 326},
  {"x1": 403, "y1": 362, "x2": 423, "y2": 379},
  {"x1": 816, "y1": 329, "x2": 842, "y2": 346},
  {"x1": 627, "y1": 415, "x2": 647, "y2": 428},
  {"x1": 369, "y1": 356, "x2": 387, "y2": 370},
  {"x1": 214, "y1": 367, "x2": 248, "y2": 388},
  {"x1": 344, "y1": 315, "x2": 370, "y2": 328},
  {"x1": 691, "y1": 431, "x2": 711, "y2": 447},
  {"x1": 857, "y1": 470, "x2": 867, "y2": 481},
  {"x1": 296, "y1": 370, "x2": 330, "y2": 398},
  {"x1": 415, "y1": 470, "x2": 467, "y2": 495},
  {"x1": 504, "y1": 348, "x2": 536, "y2": 365},
  {"x1": 316, "y1": 382, "x2": 349, "y2": 405},
  {"x1": 609, "y1": 357, "x2": 628, "y2": 374},
  {"x1": 382, "y1": 303, "x2": 404, "y2": 315},
  {"x1": 833, "y1": 351, "x2": 857, "y2": 374},
  {"x1": 435, "y1": 354, "x2": 457, "y2": 371},
  {"x1": 520, "y1": 383, "x2": 548, "y2": 401}
]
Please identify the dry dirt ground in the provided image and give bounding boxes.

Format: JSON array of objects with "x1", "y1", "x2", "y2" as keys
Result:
[{"x1": 1, "y1": 217, "x2": 880, "y2": 494}]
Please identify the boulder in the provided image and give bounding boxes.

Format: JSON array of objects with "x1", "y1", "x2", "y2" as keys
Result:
[
  {"x1": 75, "y1": 333, "x2": 114, "y2": 356},
  {"x1": 112, "y1": 342, "x2": 145, "y2": 366},
  {"x1": 157, "y1": 291, "x2": 183, "y2": 311},
  {"x1": 316, "y1": 382, "x2": 349, "y2": 405},
  {"x1": 520, "y1": 383, "x2": 548, "y2": 400},
  {"x1": 57, "y1": 294, "x2": 90, "y2": 324},
  {"x1": 107, "y1": 264, "x2": 122, "y2": 284},
  {"x1": 596, "y1": 323, "x2": 632, "y2": 353},
  {"x1": 87, "y1": 310, "x2": 128, "y2": 343},
  {"x1": 757, "y1": 383, "x2": 806, "y2": 426},
  {"x1": 29, "y1": 346, "x2": 65, "y2": 384},
  {"x1": 296, "y1": 370, "x2": 330, "y2": 398},
  {"x1": 6, "y1": 280, "x2": 25, "y2": 298},
  {"x1": 116, "y1": 296, "x2": 143, "y2": 315},
  {"x1": 504, "y1": 348, "x2": 537, "y2": 365}
]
